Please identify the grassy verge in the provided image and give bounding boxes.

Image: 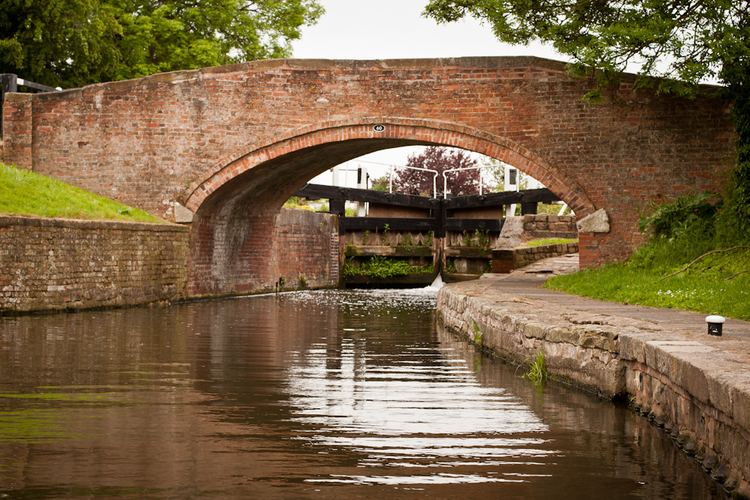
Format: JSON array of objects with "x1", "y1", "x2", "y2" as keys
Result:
[
  {"x1": 547, "y1": 248, "x2": 750, "y2": 320},
  {"x1": 0, "y1": 163, "x2": 163, "y2": 223},
  {"x1": 546, "y1": 194, "x2": 750, "y2": 320},
  {"x1": 283, "y1": 196, "x2": 330, "y2": 213}
]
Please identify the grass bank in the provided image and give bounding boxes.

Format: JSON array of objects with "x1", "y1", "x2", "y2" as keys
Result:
[
  {"x1": 0, "y1": 163, "x2": 163, "y2": 223},
  {"x1": 546, "y1": 194, "x2": 750, "y2": 320}
]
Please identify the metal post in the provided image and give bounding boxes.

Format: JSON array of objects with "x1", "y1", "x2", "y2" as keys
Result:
[
  {"x1": 0, "y1": 74, "x2": 18, "y2": 137},
  {"x1": 435, "y1": 198, "x2": 446, "y2": 238},
  {"x1": 521, "y1": 202, "x2": 538, "y2": 215}
]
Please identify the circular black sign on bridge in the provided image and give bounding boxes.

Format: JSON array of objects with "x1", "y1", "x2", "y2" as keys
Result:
[{"x1": 373, "y1": 124, "x2": 386, "y2": 132}]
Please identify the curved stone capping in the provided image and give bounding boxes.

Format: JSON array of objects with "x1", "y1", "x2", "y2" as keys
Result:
[
  {"x1": 30, "y1": 55, "x2": 727, "y2": 98},
  {"x1": 437, "y1": 276, "x2": 750, "y2": 497},
  {"x1": 491, "y1": 243, "x2": 579, "y2": 273},
  {"x1": 38, "y1": 56, "x2": 575, "y2": 98}
]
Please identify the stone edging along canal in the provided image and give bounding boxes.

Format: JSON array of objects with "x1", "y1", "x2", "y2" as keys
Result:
[{"x1": 436, "y1": 274, "x2": 750, "y2": 498}]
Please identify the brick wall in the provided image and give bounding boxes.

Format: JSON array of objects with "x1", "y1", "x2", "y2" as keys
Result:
[
  {"x1": 272, "y1": 209, "x2": 339, "y2": 290},
  {"x1": 0, "y1": 93, "x2": 32, "y2": 169},
  {"x1": 1, "y1": 57, "x2": 736, "y2": 272},
  {"x1": 0, "y1": 211, "x2": 339, "y2": 312},
  {"x1": 188, "y1": 208, "x2": 339, "y2": 296},
  {"x1": 0, "y1": 216, "x2": 189, "y2": 313}
]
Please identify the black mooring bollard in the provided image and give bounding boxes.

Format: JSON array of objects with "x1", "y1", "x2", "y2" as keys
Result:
[{"x1": 705, "y1": 315, "x2": 726, "y2": 336}]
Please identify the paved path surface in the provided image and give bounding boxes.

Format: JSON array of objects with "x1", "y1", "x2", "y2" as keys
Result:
[{"x1": 488, "y1": 252, "x2": 750, "y2": 343}]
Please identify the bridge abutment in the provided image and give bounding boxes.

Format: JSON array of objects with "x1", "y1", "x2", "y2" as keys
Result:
[{"x1": 189, "y1": 208, "x2": 339, "y2": 297}]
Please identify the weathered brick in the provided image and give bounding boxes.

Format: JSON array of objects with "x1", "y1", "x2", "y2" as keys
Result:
[{"x1": 0, "y1": 216, "x2": 189, "y2": 312}]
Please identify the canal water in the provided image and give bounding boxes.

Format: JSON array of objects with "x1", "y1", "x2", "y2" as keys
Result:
[{"x1": 0, "y1": 289, "x2": 724, "y2": 498}]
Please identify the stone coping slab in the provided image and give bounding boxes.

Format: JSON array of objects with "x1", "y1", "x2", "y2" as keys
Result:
[{"x1": 0, "y1": 215, "x2": 187, "y2": 232}]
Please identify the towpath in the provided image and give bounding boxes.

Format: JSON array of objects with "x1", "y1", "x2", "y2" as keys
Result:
[
  {"x1": 437, "y1": 252, "x2": 750, "y2": 494},
  {"x1": 467, "y1": 252, "x2": 750, "y2": 342}
]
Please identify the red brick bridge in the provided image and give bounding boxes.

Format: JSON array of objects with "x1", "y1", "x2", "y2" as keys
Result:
[{"x1": 0, "y1": 57, "x2": 736, "y2": 296}]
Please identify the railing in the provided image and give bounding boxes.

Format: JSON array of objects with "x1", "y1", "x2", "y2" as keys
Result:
[
  {"x1": 384, "y1": 165, "x2": 440, "y2": 198},
  {"x1": 442, "y1": 165, "x2": 487, "y2": 198},
  {"x1": 0, "y1": 74, "x2": 61, "y2": 136}
]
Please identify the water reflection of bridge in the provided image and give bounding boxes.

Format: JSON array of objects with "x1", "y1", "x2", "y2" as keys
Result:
[{"x1": 0, "y1": 290, "x2": 718, "y2": 497}]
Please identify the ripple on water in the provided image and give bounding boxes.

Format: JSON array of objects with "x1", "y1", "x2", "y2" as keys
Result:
[
  {"x1": 282, "y1": 290, "x2": 556, "y2": 486},
  {"x1": 0, "y1": 288, "x2": 727, "y2": 498}
]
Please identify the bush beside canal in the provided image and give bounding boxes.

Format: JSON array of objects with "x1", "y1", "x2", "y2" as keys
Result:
[
  {"x1": 0, "y1": 162, "x2": 163, "y2": 223},
  {"x1": 547, "y1": 193, "x2": 750, "y2": 321}
]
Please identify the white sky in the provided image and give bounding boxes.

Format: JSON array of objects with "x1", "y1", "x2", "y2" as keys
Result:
[
  {"x1": 291, "y1": 0, "x2": 565, "y2": 61},
  {"x1": 290, "y1": 0, "x2": 566, "y2": 187}
]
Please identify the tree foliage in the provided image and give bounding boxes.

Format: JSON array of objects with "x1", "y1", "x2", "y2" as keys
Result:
[
  {"x1": 0, "y1": 0, "x2": 324, "y2": 88},
  {"x1": 392, "y1": 146, "x2": 480, "y2": 197},
  {"x1": 424, "y1": 0, "x2": 750, "y2": 237},
  {"x1": 369, "y1": 175, "x2": 389, "y2": 192},
  {"x1": 424, "y1": 0, "x2": 748, "y2": 94}
]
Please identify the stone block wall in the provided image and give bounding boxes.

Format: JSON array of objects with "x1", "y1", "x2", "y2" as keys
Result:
[
  {"x1": 0, "y1": 216, "x2": 189, "y2": 313},
  {"x1": 437, "y1": 281, "x2": 750, "y2": 497},
  {"x1": 491, "y1": 242, "x2": 579, "y2": 273},
  {"x1": 522, "y1": 214, "x2": 577, "y2": 239}
]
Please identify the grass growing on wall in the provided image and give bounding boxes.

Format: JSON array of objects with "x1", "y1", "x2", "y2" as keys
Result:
[
  {"x1": 525, "y1": 237, "x2": 578, "y2": 247},
  {"x1": 342, "y1": 256, "x2": 434, "y2": 278},
  {"x1": 523, "y1": 352, "x2": 547, "y2": 386},
  {"x1": 547, "y1": 193, "x2": 750, "y2": 320},
  {"x1": 283, "y1": 196, "x2": 329, "y2": 212},
  {"x1": 0, "y1": 163, "x2": 163, "y2": 223}
]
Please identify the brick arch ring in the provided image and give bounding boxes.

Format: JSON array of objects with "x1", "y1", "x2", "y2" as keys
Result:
[{"x1": 182, "y1": 117, "x2": 597, "y2": 217}]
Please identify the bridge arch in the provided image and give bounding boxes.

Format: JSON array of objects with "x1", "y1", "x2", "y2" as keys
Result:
[
  {"x1": 185, "y1": 118, "x2": 596, "y2": 295},
  {"x1": 183, "y1": 117, "x2": 595, "y2": 216}
]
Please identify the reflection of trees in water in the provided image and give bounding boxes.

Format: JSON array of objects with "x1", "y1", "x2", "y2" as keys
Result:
[{"x1": 285, "y1": 295, "x2": 552, "y2": 488}]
